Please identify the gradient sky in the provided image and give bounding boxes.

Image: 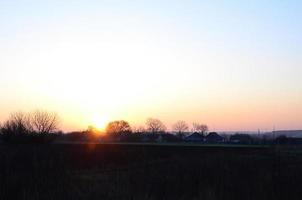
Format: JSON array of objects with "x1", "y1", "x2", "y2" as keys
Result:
[{"x1": 0, "y1": 0, "x2": 301, "y2": 132}]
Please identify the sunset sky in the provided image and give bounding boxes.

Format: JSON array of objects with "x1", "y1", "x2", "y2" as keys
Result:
[{"x1": 0, "y1": 0, "x2": 301, "y2": 132}]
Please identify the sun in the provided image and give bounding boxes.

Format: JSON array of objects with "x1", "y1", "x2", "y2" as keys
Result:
[{"x1": 91, "y1": 115, "x2": 108, "y2": 131}]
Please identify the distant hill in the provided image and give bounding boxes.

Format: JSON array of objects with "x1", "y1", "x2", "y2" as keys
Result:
[
  {"x1": 272, "y1": 130, "x2": 302, "y2": 138},
  {"x1": 218, "y1": 130, "x2": 302, "y2": 139}
]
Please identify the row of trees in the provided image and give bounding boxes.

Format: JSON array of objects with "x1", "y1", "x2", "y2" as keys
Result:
[
  {"x1": 0, "y1": 111, "x2": 208, "y2": 142},
  {"x1": 104, "y1": 118, "x2": 208, "y2": 137},
  {"x1": 0, "y1": 110, "x2": 60, "y2": 143}
]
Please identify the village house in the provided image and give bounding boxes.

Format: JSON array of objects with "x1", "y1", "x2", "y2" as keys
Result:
[
  {"x1": 185, "y1": 132, "x2": 204, "y2": 142},
  {"x1": 205, "y1": 132, "x2": 225, "y2": 143}
]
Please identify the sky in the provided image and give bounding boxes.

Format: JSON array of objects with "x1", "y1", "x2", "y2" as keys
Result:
[{"x1": 0, "y1": 0, "x2": 301, "y2": 132}]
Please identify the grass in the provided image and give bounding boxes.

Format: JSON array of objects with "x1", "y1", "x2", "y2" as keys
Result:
[{"x1": 0, "y1": 143, "x2": 302, "y2": 200}]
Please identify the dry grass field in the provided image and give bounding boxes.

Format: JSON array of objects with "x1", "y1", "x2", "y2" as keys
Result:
[{"x1": 0, "y1": 144, "x2": 302, "y2": 200}]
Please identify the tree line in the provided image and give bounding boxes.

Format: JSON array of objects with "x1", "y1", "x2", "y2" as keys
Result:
[
  {"x1": 0, "y1": 110, "x2": 210, "y2": 143},
  {"x1": 104, "y1": 118, "x2": 208, "y2": 136},
  {"x1": 1, "y1": 110, "x2": 296, "y2": 145},
  {"x1": 0, "y1": 110, "x2": 60, "y2": 143}
]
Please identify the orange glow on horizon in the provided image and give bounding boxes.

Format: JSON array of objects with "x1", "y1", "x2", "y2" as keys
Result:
[{"x1": 91, "y1": 115, "x2": 109, "y2": 131}]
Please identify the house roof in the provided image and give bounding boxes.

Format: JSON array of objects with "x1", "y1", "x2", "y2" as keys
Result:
[
  {"x1": 206, "y1": 132, "x2": 223, "y2": 140},
  {"x1": 185, "y1": 132, "x2": 204, "y2": 141}
]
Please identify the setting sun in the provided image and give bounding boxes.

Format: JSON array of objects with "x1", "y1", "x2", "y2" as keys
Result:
[{"x1": 91, "y1": 115, "x2": 108, "y2": 131}]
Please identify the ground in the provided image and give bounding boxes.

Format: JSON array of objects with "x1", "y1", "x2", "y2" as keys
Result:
[{"x1": 0, "y1": 143, "x2": 302, "y2": 200}]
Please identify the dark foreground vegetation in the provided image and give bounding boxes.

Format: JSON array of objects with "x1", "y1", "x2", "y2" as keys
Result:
[{"x1": 0, "y1": 144, "x2": 302, "y2": 200}]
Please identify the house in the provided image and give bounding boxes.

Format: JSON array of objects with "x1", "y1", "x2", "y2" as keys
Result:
[
  {"x1": 205, "y1": 132, "x2": 224, "y2": 143},
  {"x1": 185, "y1": 132, "x2": 204, "y2": 142}
]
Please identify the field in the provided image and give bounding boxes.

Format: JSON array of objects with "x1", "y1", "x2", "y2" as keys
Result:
[{"x1": 0, "y1": 143, "x2": 302, "y2": 200}]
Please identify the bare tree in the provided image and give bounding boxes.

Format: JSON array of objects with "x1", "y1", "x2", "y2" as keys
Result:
[
  {"x1": 106, "y1": 120, "x2": 132, "y2": 135},
  {"x1": 30, "y1": 110, "x2": 59, "y2": 134},
  {"x1": 146, "y1": 118, "x2": 166, "y2": 134},
  {"x1": 173, "y1": 120, "x2": 189, "y2": 137},
  {"x1": 0, "y1": 110, "x2": 60, "y2": 143},
  {"x1": 192, "y1": 123, "x2": 208, "y2": 136},
  {"x1": 1, "y1": 112, "x2": 32, "y2": 135}
]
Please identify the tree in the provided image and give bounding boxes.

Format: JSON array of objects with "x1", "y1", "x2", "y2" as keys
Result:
[
  {"x1": 146, "y1": 118, "x2": 166, "y2": 134},
  {"x1": 106, "y1": 120, "x2": 132, "y2": 135},
  {"x1": 172, "y1": 120, "x2": 189, "y2": 137},
  {"x1": 1, "y1": 112, "x2": 31, "y2": 136},
  {"x1": 192, "y1": 123, "x2": 208, "y2": 136},
  {"x1": 0, "y1": 110, "x2": 60, "y2": 143},
  {"x1": 30, "y1": 110, "x2": 59, "y2": 134}
]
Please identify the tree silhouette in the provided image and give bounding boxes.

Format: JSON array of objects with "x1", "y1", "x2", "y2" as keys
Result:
[
  {"x1": 192, "y1": 123, "x2": 208, "y2": 136},
  {"x1": 1, "y1": 112, "x2": 31, "y2": 136},
  {"x1": 30, "y1": 110, "x2": 59, "y2": 134},
  {"x1": 173, "y1": 120, "x2": 189, "y2": 138},
  {"x1": 106, "y1": 120, "x2": 132, "y2": 135},
  {"x1": 0, "y1": 110, "x2": 60, "y2": 143},
  {"x1": 146, "y1": 118, "x2": 166, "y2": 134}
]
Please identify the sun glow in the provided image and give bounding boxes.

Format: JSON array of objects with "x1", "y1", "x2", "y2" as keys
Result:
[
  {"x1": 1, "y1": 1, "x2": 302, "y2": 132},
  {"x1": 91, "y1": 115, "x2": 108, "y2": 131}
]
